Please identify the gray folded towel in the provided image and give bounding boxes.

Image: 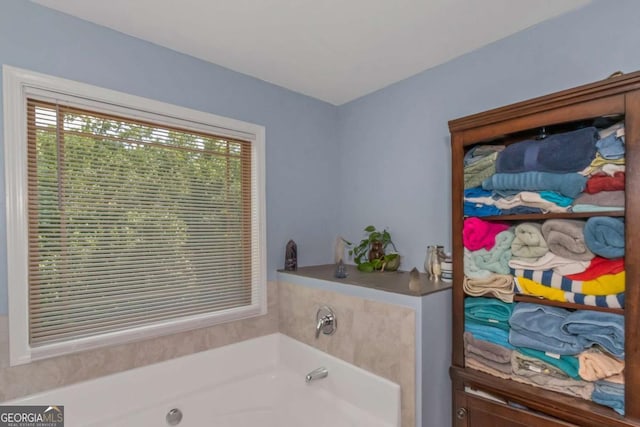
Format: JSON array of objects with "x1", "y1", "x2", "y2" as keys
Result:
[
  {"x1": 542, "y1": 219, "x2": 595, "y2": 261},
  {"x1": 511, "y1": 351, "x2": 595, "y2": 400}
]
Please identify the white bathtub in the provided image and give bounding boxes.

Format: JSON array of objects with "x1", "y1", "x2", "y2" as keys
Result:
[{"x1": 5, "y1": 333, "x2": 401, "y2": 427}]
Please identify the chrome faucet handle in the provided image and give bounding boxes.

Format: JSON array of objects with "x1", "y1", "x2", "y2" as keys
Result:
[{"x1": 315, "y1": 306, "x2": 336, "y2": 338}]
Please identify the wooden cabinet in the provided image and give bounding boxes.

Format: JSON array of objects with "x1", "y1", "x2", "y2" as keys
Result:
[
  {"x1": 454, "y1": 391, "x2": 577, "y2": 427},
  {"x1": 448, "y1": 72, "x2": 640, "y2": 426}
]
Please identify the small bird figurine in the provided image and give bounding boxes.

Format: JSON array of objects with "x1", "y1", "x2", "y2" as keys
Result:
[{"x1": 409, "y1": 267, "x2": 421, "y2": 292}]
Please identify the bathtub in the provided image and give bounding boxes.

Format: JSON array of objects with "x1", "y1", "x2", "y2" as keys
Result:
[{"x1": 5, "y1": 333, "x2": 401, "y2": 427}]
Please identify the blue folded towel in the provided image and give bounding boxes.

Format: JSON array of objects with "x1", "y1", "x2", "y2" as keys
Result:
[
  {"x1": 482, "y1": 172, "x2": 587, "y2": 198},
  {"x1": 464, "y1": 187, "x2": 502, "y2": 216},
  {"x1": 561, "y1": 310, "x2": 625, "y2": 359},
  {"x1": 465, "y1": 321, "x2": 514, "y2": 349},
  {"x1": 592, "y1": 380, "x2": 624, "y2": 415},
  {"x1": 584, "y1": 217, "x2": 625, "y2": 259},
  {"x1": 496, "y1": 127, "x2": 598, "y2": 173},
  {"x1": 501, "y1": 206, "x2": 543, "y2": 215},
  {"x1": 596, "y1": 133, "x2": 625, "y2": 160},
  {"x1": 508, "y1": 303, "x2": 585, "y2": 355}
]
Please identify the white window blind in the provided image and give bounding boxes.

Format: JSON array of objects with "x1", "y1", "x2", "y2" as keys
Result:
[{"x1": 25, "y1": 98, "x2": 261, "y2": 348}]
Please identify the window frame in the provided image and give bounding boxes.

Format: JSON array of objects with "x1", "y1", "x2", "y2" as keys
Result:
[{"x1": 3, "y1": 65, "x2": 267, "y2": 366}]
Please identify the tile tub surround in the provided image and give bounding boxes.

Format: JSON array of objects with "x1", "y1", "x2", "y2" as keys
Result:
[
  {"x1": 0, "y1": 281, "x2": 279, "y2": 401},
  {"x1": 278, "y1": 280, "x2": 416, "y2": 427}
]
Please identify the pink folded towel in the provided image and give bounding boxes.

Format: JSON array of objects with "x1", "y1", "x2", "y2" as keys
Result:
[{"x1": 463, "y1": 217, "x2": 510, "y2": 251}]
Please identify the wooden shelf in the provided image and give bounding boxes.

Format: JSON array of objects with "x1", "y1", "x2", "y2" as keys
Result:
[
  {"x1": 450, "y1": 71, "x2": 640, "y2": 423},
  {"x1": 450, "y1": 366, "x2": 633, "y2": 427},
  {"x1": 513, "y1": 294, "x2": 624, "y2": 314}
]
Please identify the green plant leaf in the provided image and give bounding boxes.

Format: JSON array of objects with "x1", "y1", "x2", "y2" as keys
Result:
[
  {"x1": 357, "y1": 262, "x2": 374, "y2": 272},
  {"x1": 364, "y1": 225, "x2": 376, "y2": 232}
]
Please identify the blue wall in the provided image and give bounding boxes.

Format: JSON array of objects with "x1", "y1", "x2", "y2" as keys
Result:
[
  {"x1": 337, "y1": 0, "x2": 640, "y2": 273},
  {"x1": 2, "y1": 0, "x2": 640, "y2": 315},
  {"x1": 0, "y1": 0, "x2": 340, "y2": 313}
]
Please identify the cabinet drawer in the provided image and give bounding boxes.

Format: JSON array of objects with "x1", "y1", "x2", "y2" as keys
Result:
[{"x1": 455, "y1": 391, "x2": 577, "y2": 427}]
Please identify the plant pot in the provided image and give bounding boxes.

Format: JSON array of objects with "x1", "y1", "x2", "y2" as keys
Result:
[{"x1": 383, "y1": 253, "x2": 401, "y2": 272}]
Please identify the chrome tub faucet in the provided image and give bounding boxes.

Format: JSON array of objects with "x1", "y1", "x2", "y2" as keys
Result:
[{"x1": 305, "y1": 367, "x2": 328, "y2": 383}]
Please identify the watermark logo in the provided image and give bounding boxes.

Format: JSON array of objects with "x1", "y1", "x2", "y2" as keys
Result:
[{"x1": 0, "y1": 405, "x2": 64, "y2": 427}]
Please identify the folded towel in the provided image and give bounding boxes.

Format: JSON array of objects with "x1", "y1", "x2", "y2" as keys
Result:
[
  {"x1": 510, "y1": 269, "x2": 625, "y2": 296},
  {"x1": 466, "y1": 355, "x2": 512, "y2": 380},
  {"x1": 573, "y1": 191, "x2": 625, "y2": 208},
  {"x1": 514, "y1": 276, "x2": 625, "y2": 309},
  {"x1": 539, "y1": 191, "x2": 574, "y2": 207},
  {"x1": 464, "y1": 145, "x2": 505, "y2": 166},
  {"x1": 470, "y1": 230, "x2": 515, "y2": 275},
  {"x1": 465, "y1": 322, "x2": 514, "y2": 349},
  {"x1": 566, "y1": 257, "x2": 624, "y2": 281},
  {"x1": 592, "y1": 381, "x2": 624, "y2": 415},
  {"x1": 511, "y1": 223, "x2": 548, "y2": 260},
  {"x1": 493, "y1": 191, "x2": 569, "y2": 213},
  {"x1": 463, "y1": 274, "x2": 514, "y2": 303},
  {"x1": 463, "y1": 217, "x2": 510, "y2": 251},
  {"x1": 511, "y1": 351, "x2": 595, "y2": 400},
  {"x1": 542, "y1": 219, "x2": 594, "y2": 261},
  {"x1": 464, "y1": 332, "x2": 513, "y2": 376},
  {"x1": 509, "y1": 252, "x2": 589, "y2": 276},
  {"x1": 483, "y1": 172, "x2": 587, "y2": 198},
  {"x1": 561, "y1": 310, "x2": 625, "y2": 359},
  {"x1": 601, "y1": 163, "x2": 625, "y2": 176},
  {"x1": 571, "y1": 205, "x2": 625, "y2": 213},
  {"x1": 578, "y1": 348, "x2": 624, "y2": 382},
  {"x1": 509, "y1": 303, "x2": 584, "y2": 355},
  {"x1": 517, "y1": 347, "x2": 580, "y2": 379},
  {"x1": 496, "y1": 127, "x2": 598, "y2": 174},
  {"x1": 598, "y1": 121, "x2": 625, "y2": 140},
  {"x1": 585, "y1": 172, "x2": 625, "y2": 194},
  {"x1": 584, "y1": 217, "x2": 625, "y2": 259},
  {"x1": 501, "y1": 206, "x2": 543, "y2": 215},
  {"x1": 464, "y1": 297, "x2": 514, "y2": 331},
  {"x1": 465, "y1": 151, "x2": 499, "y2": 189},
  {"x1": 581, "y1": 153, "x2": 626, "y2": 175},
  {"x1": 596, "y1": 132, "x2": 625, "y2": 160},
  {"x1": 464, "y1": 201, "x2": 502, "y2": 217},
  {"x1": 464, "y1": 248, "x2": 492, "y2": 279}
]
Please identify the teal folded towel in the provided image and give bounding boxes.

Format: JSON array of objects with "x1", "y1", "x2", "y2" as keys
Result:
[{"x1": 464, "y1": 297, "x2": 514, "y2": 331}]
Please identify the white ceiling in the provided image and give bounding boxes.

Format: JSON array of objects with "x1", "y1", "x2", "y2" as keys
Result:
[{"x1": 32, "y1": 0, "x2": 589, "y2": 105}]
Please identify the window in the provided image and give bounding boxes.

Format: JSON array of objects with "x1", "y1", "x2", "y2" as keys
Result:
[{"x1": 4, "y1": 66, "x2": 266, "y2": 365}]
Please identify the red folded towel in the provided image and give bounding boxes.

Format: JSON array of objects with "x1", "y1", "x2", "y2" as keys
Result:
[
  {"x1": 585, "y1": 172, "x2": 625, "y2": 194},
  {"x1": 463, "y1": 217, "x2": 510, "y2": 251},
  {"x1": 566, "y1": 256, "x2": 624, "y2": 281}
]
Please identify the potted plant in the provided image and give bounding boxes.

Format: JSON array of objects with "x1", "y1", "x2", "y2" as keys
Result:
[{"x1": 347, "y1": 225, "x2": 401, "y2": 272}]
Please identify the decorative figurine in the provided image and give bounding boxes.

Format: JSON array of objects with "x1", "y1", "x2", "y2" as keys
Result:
[
  {"x1": 284, "y1": 240, "x2": 297, "y2": 271},
  {"x1": 335, "y1": 236, "x2": 348, "y2": 264},
  {"x1": 368, "y1": 240, "x2": 385, "y2": 262},
  {"x1": 409, "y1": 267, "x2": 421, "y2": 292}
]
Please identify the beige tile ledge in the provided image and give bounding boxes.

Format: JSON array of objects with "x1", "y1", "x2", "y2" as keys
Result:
[{"x1": 279, "y1": 264, "x2": 451, "y2": 297}]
